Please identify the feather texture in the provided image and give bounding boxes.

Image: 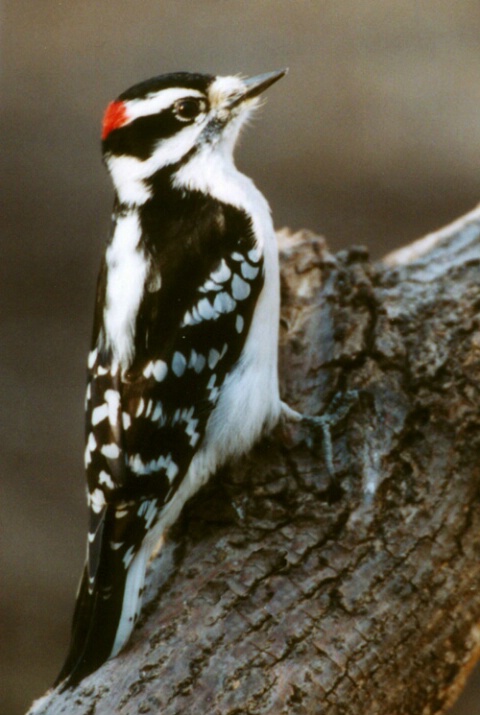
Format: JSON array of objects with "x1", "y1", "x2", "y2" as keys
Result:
[{"x1": 56, "y1": 69, "x2": 285, "y2": 688}]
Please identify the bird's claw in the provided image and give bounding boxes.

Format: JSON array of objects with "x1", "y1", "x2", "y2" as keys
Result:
[{"x1": 281, "y1": 390, "x2": 358, "y2": 478}]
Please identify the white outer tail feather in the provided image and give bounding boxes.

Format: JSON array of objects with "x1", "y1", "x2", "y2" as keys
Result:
[{"x1": 111, "y1": 542, "x2": 150, "y2": 657}]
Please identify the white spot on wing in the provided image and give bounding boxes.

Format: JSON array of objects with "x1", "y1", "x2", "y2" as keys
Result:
[
  {"x1": 189, "y1": 432, "x2": 200, "y2": 447},
  {"x1": 236, "y1": 314, "x2": 244, "y2": 333},
  {"x1": 211, "y1": 259, "x2": 231, "y2": 284},
  {"x1": 84, "y1": 432, "x2": 97, "y2": 466},
  {"x1": 89, "y1": 488, "x2": 106, "y2": 514},
  {"x1": 184, "y1": 411, "x2": 200, "y2": 446},
  {"x1": 182, "y1": 310, "x2": 193, "y2": 326},
  {"x1": 153, "y1": 360, "x2": 168, "y2": 382},
  {"x1": 98, "y1": 470, "x2": 115, "y2": 489},
  {"x1": 166, "y1": 461, "x2": 179, "y2": 481},
  {"x1": 213, "y1": 291, "x2": 236, "y2": 314},
  {"x1": 248, "y1": 247, "x2": 261, "y2": 263},
  {"x1": 104, "y1": 389, "x2": 121, "y2": 427},
  {"x1": 192, "y1": 305, "x2": 202, "y2": 324},
  {"x1": 122, "y1": 412, "x2": 131, "y2": 429},
  {"x1": 172, "y1": 352, "x2": 187, "y2": 376},
  {"x1": 152, "y1": 402, "x2": 164, "y2": 421},
  {"x1": 207, "y1": 373, "x2": 219, "y2": 402},
  {"x1": 197, "y1": 297, "x2": 216, "y2": 321},
  {"x1": 208, "y1": 349, "x2": 220, "y2": 369},
  {"x1": 241, "y1": 262, "x2": 259, "y2": 280},
  {"x1": 194, "y1": 353, "x2": 206, "y2": 373},
  {"x1": 130, "y1": 452, "x2": 174, "y2": 476},
  {"x1": 91, "y1": 403, "x2": 109, "y2": 427},
  {"x1": 231, "y1": 274, "x2": 251, "y2": 300},
  {"x1": 199, "y1": 278, "x2": 222, "y2": 293},
  {"x1": 110, "y1": 541, "x2": 124, "y2": 551},
  {"x1": 101, "y1": 443, "x2": 121, "y2": 459},
  {"x1": 129, "y1": 454, "x2": 146, "y2": 474}
]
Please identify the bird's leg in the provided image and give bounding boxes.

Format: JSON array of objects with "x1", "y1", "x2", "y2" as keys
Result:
[{"x1": 281, "y1": 390, "x2": 358, "y2": 478}]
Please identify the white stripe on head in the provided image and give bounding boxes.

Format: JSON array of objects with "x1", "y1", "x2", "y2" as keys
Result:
[{"x1": 123, "y1": 87, "x2": 205, "y2": 124}]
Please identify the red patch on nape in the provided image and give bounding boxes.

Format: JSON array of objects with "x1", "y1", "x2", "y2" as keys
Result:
[{"x1": 101, "y1": 100, "x2": 129, "y2": 140}]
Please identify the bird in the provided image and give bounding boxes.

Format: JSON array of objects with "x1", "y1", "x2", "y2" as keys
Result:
[{"x1": 55, "y1": 68, "x2": 289, "y2": 688}]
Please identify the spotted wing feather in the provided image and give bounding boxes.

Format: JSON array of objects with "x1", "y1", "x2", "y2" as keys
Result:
[{"x1": 56, "y1": 238, "x2": 264, "y2": 687}]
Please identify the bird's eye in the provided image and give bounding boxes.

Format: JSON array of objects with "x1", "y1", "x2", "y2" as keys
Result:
[{"x1": 173, "y1": 98, "x2": 206, "y2": 122}]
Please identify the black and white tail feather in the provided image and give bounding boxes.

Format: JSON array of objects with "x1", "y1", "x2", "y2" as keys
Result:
[{"x1": 56, "y1": 69, "x2": 287, "y2": 688}]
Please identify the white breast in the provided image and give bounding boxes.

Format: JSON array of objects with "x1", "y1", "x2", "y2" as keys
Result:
[{"x1": 174, "y1": 144, "x2": 281, "y2": 470}]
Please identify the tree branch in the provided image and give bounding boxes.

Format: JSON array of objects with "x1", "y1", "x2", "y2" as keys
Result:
[{"x1": 29, "y1": 207, "x2": 480, "y2": 715}]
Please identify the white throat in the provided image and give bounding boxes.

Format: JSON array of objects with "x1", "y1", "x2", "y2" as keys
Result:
[{"x1": 173, "y1": 141, "x2": 272, "y2": 252}]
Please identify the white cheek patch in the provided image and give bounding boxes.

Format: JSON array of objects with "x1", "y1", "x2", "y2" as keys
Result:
[
  {"x1": 147, "y1": 122, "x2": 207, "y2": 169},
  {"x1": 106, "y1": 121, "x2": 206, "y2": 205}
]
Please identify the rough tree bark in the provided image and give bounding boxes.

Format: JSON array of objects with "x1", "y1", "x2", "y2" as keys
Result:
[{"x1": 29, "y1": 207, "x2": 480, "y2": 715}]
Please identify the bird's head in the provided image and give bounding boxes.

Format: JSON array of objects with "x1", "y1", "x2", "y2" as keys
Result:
[{"x1": 101, "y1": 70, "x2": 287, "y2": 206}]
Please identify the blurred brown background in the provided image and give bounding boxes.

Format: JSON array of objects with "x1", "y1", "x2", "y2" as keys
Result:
[{"x1": 2, "y1": 2, "x2": 480, "y2": 713}]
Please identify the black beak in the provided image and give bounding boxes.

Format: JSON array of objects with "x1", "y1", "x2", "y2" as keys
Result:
[{"x1": 228, "y1": 69, "x2": 288, "y2": 108}]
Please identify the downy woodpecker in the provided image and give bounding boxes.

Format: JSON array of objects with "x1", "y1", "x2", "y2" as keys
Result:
[{"x1": 56, "y1": 69, "x2": 288, "y2": 687}]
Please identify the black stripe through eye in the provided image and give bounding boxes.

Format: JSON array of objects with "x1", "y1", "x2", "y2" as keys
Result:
[{"x1": 104, "y1": 111, "x2": 185, "y2": 160}]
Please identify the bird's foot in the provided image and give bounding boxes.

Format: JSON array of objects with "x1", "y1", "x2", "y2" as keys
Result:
[{"x1": 281, "y1": 390, "x2": 358, "y2": 478}]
